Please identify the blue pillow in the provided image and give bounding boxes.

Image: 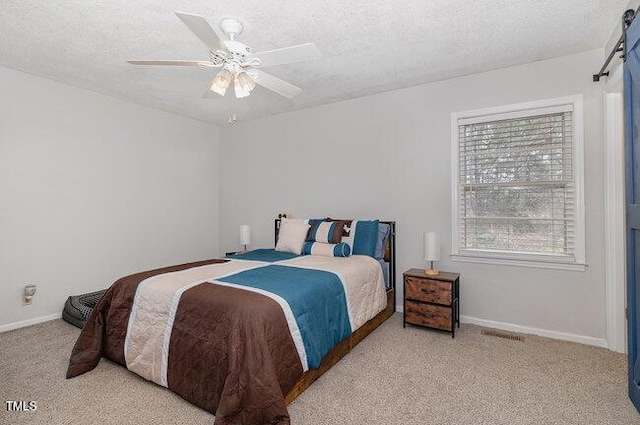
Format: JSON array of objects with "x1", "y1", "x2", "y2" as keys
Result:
[
  {"x1": 302, "y1": 241, "x2": 351, "y2": 257},
  {"x1": 375, "y1": 223, "x2": 391, "y2": 260},
  {"x1": 350, "y1": 220, "x2": 379, "y2": 257}
]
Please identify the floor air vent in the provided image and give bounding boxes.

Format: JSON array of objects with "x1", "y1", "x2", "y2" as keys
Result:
[{"x1": 481, "y1": 329, "x2": 525, "y2": 342}]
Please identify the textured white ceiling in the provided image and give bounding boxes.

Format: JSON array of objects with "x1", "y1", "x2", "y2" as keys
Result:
[{"x1": 0, "y1": 1, "x2": 627, "y2": 125}]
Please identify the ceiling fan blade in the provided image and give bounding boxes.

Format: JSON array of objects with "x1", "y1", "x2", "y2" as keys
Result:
[
  {"x1": 127, "y1": 60, "x2": 215, "y2": 67},
  {"x1": 253, "y1": 69, "x2": 303, "y2": 99},
  {"x1": 254, "y1": 43, "x2": 321, "y2": 68},
  {"x1": 175, "y1": 12, "x2": 225, "y2": 49}
]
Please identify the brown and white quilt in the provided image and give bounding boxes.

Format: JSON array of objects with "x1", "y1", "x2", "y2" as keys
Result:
[{"x1": 66, "y1": 251, "x2": 386, "y2": 425}]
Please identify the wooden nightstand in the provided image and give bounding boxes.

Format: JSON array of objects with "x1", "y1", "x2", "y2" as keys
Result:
[{"x1": 403, "y1": 269, "x2": 460, "y2": 338}]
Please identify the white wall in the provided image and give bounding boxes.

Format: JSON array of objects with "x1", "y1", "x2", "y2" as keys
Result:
[
  {"x1": 0, "y1": 66, "x2": 220, "y2": 330},
  {"x1": 219, "y1": 50, "x2": 607, "y2": 344}
]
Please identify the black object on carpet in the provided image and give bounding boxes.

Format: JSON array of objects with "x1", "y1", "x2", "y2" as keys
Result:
[{"x1": 62, "y1": 289, "x2": 106, "y2": 329}]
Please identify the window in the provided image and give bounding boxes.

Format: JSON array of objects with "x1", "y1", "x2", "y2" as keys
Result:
[{"x1": 451, "y1": 96, "x2": 585, "y2": 270}]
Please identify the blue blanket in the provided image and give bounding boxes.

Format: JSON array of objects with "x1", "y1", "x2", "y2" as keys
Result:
[
  {"x1": 227, "y1": 248, "x2": 300, "y2": 263},
  {"x1": 218, "y1": 264, "x2": 352, "y2": 369}
]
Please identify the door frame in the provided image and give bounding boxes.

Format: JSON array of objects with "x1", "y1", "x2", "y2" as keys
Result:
[{"x1": 604, "y1": 63, "x2": 627, "y2": 353}]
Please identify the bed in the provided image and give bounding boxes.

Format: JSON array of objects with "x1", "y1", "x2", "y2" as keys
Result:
[{"x1": 66, "y1": 219, "x2": 396, "y2": 425}]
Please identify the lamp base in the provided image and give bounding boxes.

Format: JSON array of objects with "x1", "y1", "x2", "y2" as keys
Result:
[{"x1": 425, "y1": 268, "x2": 440, "y2": 276}]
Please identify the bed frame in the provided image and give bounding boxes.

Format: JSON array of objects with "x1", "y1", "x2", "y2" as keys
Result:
[{"x1": 273, "y1": 218, "x2": 397, "y2": 404}]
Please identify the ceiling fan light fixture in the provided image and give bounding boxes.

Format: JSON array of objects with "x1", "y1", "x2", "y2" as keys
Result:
[
  {"x1": 233, "y1": 78, "x2": 250, "y2": 98},
  {"x1": 234, "y1": 71, "x2": 255, "y2": 99},
  {"x1": 211, "y1": 68, "x2": 232, "y2": 96},
  {"x1": 237, "y1": 71, "x2": 256, "y2": 90}
]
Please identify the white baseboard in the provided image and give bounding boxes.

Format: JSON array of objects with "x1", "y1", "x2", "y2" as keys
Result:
[
  {"x1": 0, "y1": 312, "x2": 63, "y2": 333},
  {"x1": 460, "y1": 315, "x2": 608, "y2": 348},
  {"x1": 5, "y1": 310, "x2": 605, "y2": 349}
]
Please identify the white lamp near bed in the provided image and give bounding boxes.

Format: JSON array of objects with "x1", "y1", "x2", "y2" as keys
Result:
[
  {"x1": 239, "y1": 225, "x2": 251, "y2": 252},
  {"x1": 424, "y1": 231, "x2": 440, "y2": 276}
]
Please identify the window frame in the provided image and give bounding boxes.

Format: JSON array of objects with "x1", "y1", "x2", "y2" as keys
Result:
[{"x1": 450, "y1": 95, "x2": 586, "y2": 271}]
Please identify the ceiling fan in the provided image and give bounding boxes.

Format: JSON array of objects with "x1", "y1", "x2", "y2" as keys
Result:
[{"x1": 128, "y1": 12, "x2": 321, "y2": 100}]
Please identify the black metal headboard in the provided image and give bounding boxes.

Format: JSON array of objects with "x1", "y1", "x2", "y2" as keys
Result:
[{"x1": 274, "y1": 219, "x2": 397, "y2": 296}]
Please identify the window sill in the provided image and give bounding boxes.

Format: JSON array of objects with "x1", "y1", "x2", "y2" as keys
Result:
[{"x1": 450, "y1": 253, "x2": 587, "y2": 272}]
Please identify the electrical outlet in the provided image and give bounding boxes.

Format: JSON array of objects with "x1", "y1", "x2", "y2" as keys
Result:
[{"x1": 23, "y1": 284, "x2": 36, "y2": 306}]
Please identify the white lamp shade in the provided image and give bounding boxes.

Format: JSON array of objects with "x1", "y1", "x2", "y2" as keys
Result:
[
  {"x1": 424, "y1": 232, "x2": 441, "y2": 261},
  {"x1": 211, "y1": 68, "x2": 232, "y2": 96},
  {"x1": 239, "y1": 225, "x2": 251, "y2": 246},
  {"x1": 234, "y1": 72, "x2": 256, "y2": 99}
]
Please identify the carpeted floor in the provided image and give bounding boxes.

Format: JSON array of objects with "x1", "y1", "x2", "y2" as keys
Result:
[{"x1": 0, "y1": 313, "x2": 638, "y2": 424}]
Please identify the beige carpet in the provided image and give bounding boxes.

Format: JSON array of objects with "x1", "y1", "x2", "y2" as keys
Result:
[{"x1": 0, "y1": 314, "x2": 637, "y2": 425}]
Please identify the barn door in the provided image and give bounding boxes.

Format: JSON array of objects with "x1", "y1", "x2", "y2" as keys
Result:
[{"x1": 625, "y1": 11, "x2": 640, "y2": 412}]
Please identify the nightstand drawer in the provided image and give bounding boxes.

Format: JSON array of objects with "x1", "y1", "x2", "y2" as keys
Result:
[
  {"x1": 405, "y1": 301, "x2": 452, "y2": 331},
  {"x1": 405, "y1": 276, "x2": 452, "y2": 305}
]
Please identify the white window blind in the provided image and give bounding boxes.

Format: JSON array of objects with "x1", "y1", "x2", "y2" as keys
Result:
[{"x1": 456, "y1": 104, "x2": 577, "y2": 261}]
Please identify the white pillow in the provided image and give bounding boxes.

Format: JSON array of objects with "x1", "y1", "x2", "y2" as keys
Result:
[
  {"x1": 281, "y1": 218, "x2": 309, "y2": 227},
  {"x1": 276, "y1": 220, "x2": 310, "y2": 255}
]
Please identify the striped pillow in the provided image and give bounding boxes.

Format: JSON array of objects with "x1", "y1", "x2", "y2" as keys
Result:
[
  {"x1": 302, "y1": 242, "x2": 351, "y2": 257},
  {"x1": 306, "y1": 219, "x2": 348, "y2": 244}
]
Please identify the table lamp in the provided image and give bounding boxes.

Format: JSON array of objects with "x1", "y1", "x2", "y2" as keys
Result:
[
  {"x1": 424, "y1": 231, "x2": 441, "y2": 276},
  {"x1": 240, "y1": 225, "x2": 250, "y2": 252}
]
